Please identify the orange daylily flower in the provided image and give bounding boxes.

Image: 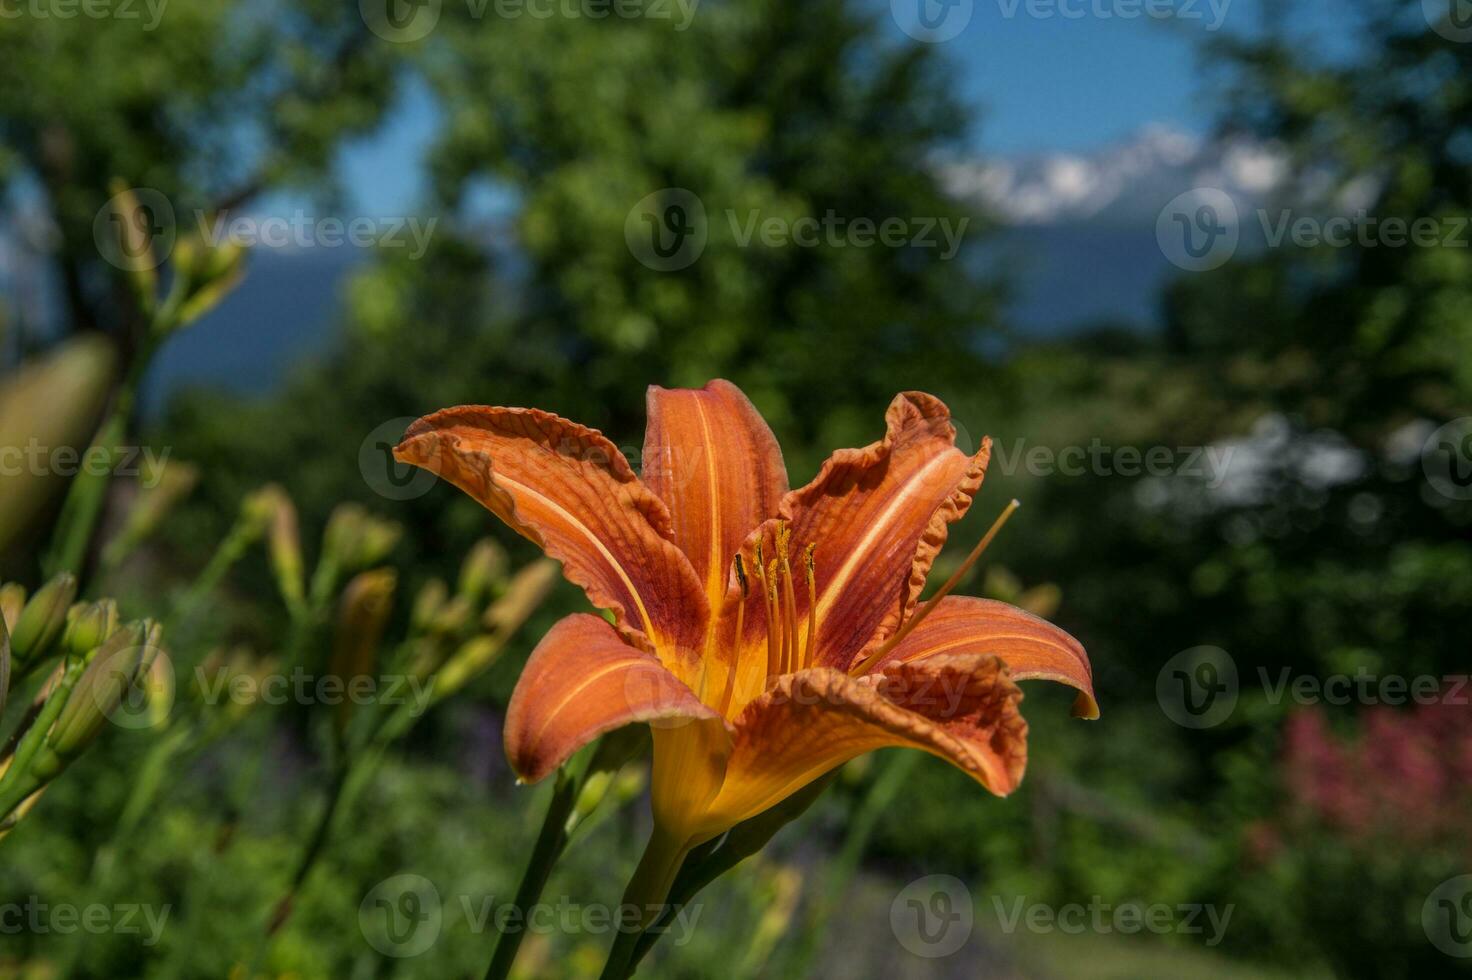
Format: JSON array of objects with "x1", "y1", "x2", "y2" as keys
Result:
[{"x1": 395, "y1": 382, "x2": 1096, "y2": 856}]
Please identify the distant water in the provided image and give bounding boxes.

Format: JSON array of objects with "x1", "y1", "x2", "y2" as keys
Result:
[
  {"x1": 142, "y1": 223, "x2": 1173, "y2": 415},
  {"x1": 140, "y1": 248, "x2": 363, "y2": 417},
  {"x1": 986, "y1": 224, "x2": 1173, "y2": 335}
]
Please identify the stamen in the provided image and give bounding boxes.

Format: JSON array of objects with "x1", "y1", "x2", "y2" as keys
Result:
[
  {"x1": 777, "y1": 526, "x2": 799, "y2": 677},
  {"x1": 850, "y1": 499, "x2": 1021, "y2": 676},
  {"x1": 766, "y1": 558, "x2": 782, "y2": 678},
  {"x1": 803, "y1": 544, "x2": 817, "y2": 669},
  {"x1": 719, "y1": 554, "x2": 748, "y2": 714},
  {"x1": 754, "y1": 549, "x2": 780, "y2": 682}
]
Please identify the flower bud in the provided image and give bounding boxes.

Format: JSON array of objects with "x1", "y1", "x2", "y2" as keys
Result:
[
  {"x1": 63, "y1": 599, "x2": 118, "y2": 657},
  {"x1": 174, "y1": 240, "x2": 246, "y2": 328},
  {"x1": 104, "y1": 180, "x2": 160, "y2": 310},
  {"x1": 430, "y1": 635, "x2": 502, "y2": 703},
  {"x1": 247, "y1": 485, "x2": 304, "y2": 613},
  {"x1": 482, "y1": 560, "x2": 560, "y2": 637},
  {"x1": 322, "y1": 503, "x2": 366, "y2": 568},
  {"x1": 431, "y1": 595, "x2": 473, "y2": 636},
  {"x1": 565, "y1": 768, "x2": 617, "y2": 836},
  {"x1": 10, "y1": 573, "x2": 77, "y2": 664},
  {"x1": 411, "y1": 578, "x2": 448, "y2": 633},
  {"x1": 457, "y1": 539, "x2": 507, "y2": 606},
  {"x1": 0, "y1": 583, "x2": 25, "y2": 633},
  {"x1": 329, "y1": 570, "x2": 396, "y2": 739},
  {"x1": 355, "y1": 515, "x2": 402, "y2": 570},
  {"x1": 239, "y1": 485, "x2": 280, "y2": 538},
  {"x1": 45, "y1": 620, "x2": 146, "y2": 760}
]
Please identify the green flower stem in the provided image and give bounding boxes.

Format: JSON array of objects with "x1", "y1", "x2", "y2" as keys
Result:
[
  {"x1": 86, "y1": 724, "x2": 194, "y2": 886},
  {"x1": 483, "y1": 767, "x2": 583, "y2": 980},
  {"x1": 42, "y1": 414, "x2": 126, "y2": 582},
  {"x1": 597, "y1": 826, "x2": 693, "y2": 980},
  {"x1": 171, "y1": 516, "x2": 262, "y2": 628},
  {"x1": 43, "y1": 341, "x2": 155, "y2": 582},
  {"x1": 0, "y1": 657, "x2": 85, "y2": 821},
  {"x1": 628, "y1": 771, "x2": 839, "y2": 971},
  {"x1": 266, "y1": 762, "x2": 351, "y2": 935}
]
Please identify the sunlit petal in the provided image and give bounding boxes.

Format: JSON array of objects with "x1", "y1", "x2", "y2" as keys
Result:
[
  {"x1": 870, "y1": 595, "x2": 1098, "y2": 719},
  {"x1": 643, "y1": 380, "x2": 787, "y2": 616},
  {"x1": 504, "y1": 614, "x2": 721, "y2": 783},
  {"x1": 395, "y1": 405, "x2": 708, "y2": 671},
  {"x1": 782, "y1": 392, "x2": 991, "y2": 671},
  {"x1": 698, "y1": 654, "x2": 1026, "y2": 834}
]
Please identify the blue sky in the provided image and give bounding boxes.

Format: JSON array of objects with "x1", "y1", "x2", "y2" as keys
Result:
[
  {"x1": 942, "y1": 2, "x2": 1222, "y2": 152},
  {"x1": 338, "y1": 0, "x2": 1263, "y2": 215}
]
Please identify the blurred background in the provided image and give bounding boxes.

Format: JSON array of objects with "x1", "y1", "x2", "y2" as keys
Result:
[{"x1": 1, "y1": 0, "x2": 1470, "y2": 976}]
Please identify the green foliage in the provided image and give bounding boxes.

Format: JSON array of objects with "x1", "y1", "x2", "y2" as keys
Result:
[{"x1": 3, "y1": 0, "x2": 1469, "y2": 977}]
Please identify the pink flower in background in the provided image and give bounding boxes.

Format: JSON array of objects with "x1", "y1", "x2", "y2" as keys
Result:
[{"x1": 1279, "y1": 692, "x2": 1472, "y2": 850}]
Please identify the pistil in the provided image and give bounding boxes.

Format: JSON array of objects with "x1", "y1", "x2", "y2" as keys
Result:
[
  {"x1": 850, "y1": 499, "x2": 1021, "y2": 676},
  {"x1": 803, "y1": 544, "x2": 817, "y2": 670},
  {"x1": 718, "y1": 554, "x2": 748, "y2": 716}
]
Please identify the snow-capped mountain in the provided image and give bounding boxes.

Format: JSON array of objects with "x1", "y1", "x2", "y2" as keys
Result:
[{"x1": 943, "y1": 125, "x2": 1288, "y2": 226}]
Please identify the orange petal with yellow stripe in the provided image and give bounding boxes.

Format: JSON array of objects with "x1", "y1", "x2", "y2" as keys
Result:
[
  {"x1": 504, "y1": 614, "x2": 721, "y2": 783},
  {"x1": 395, "y1": 406, "x2": 709, "y2": 671},
  {"x1": 782, "y1": 392, "x2": 991, "y2": 671},
  {"x1": 643, "y1": 381, "x2": 787, "y2": 615},
  {"x1": 871, "y1": 596, "x2": 1098, "y2": 719},
  {"x1": 694, "y1": 653, "x2": 1026, "y2": 835}
]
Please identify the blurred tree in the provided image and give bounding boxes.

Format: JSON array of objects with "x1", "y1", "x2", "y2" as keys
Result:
[
  {"x1": 420, "y1": 0, "x2": 997, "y2": 448},
  {"x1": 163, "y1": 0, "x2": 1002, "y2": 582},
  {"x1": 0, "y1": 0, "x2": 403, "y2": 346}
]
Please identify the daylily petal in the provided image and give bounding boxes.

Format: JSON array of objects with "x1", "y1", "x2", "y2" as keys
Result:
[
  {"x1": 643, "y1": 381, "x2": 787, "y2": 615},
  {"x1": 395, "y1": 406, "x2": 709, "y2": 668},
  {"x1": 697, "y1": 654, "x2": 1026, "y2": 834},
  {"x1": 504, "y1": 614, "x2": 721, "y2": 783},
  {"x1": 783, "y1": 392, "x2": 990, "y2": 671},
  {"x1": 872, "y1": 596, "x2": 1099, "y2": 719}
]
